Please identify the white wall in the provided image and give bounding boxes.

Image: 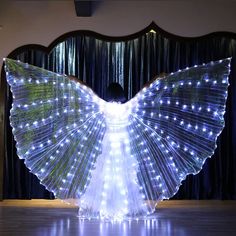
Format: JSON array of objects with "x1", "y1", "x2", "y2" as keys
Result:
[{"x1": 0, "y1": 0, "x2": 236, "y2": 70}]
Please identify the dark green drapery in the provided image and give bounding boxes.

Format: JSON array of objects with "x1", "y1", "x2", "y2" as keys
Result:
[{"x1": 2, "y1": 30, "x2": 236, "y2": 200}]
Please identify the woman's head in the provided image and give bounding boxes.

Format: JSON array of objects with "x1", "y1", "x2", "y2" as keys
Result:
[{"x1": 105, "y1": 83, "x2": 127, "y2": 103}]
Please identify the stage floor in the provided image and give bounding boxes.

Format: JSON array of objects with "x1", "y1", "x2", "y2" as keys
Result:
[{"x1": 0, "y1": 200, "x2": 235, "y2": 236}]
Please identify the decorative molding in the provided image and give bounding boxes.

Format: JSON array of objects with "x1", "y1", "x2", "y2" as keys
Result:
[{"x1": 6, "y1": 22, "x2": 236, "y2": 59}]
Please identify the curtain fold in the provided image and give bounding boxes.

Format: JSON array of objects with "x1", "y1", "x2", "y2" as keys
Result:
[{"x1": 3, "y1": 32, "x2": 236, "y2": 199}]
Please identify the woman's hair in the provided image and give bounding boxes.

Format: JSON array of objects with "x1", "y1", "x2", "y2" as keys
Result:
[{"x1": 105, "y1": 83, "x2": 127, "y2": 103}]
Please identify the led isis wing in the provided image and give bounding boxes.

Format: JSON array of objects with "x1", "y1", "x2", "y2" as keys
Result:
[
  {"x1": 4, "y1": 58, "x2": 231, "y2": 220},
  {"x1": 4, "y1": 58, "x2": 106, "y2": 203},
  {"x1": 127, "y1": 59, "x2": 231, "y2": 204}
]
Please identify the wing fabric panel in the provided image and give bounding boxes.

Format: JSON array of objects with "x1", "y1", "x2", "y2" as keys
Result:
[
  {"x1": 5, "y1": 59, "x2": 106, "y2": 201},
  {"x1": 127, "y1": 59, "x2": 231, "y2": 201}
]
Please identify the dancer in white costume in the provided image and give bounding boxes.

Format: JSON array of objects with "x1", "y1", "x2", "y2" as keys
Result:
[
  {"x1": 79, "y1": 84, "x2": 151, "y2": 219},
  {"x1": 4, "y1": 58, "x2": 231, "y2": 220}
]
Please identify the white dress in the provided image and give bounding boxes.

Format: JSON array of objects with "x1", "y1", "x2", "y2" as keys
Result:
[{"x1": 78, "y1": 103, "x2": 151, "y2": 220}]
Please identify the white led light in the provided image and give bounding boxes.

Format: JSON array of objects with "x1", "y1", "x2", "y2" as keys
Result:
[{"x1": 4, "y1": 57, "x2": 230, "y2": 221}]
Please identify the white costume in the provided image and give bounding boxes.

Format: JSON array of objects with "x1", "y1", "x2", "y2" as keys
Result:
[{"x1": 5, "y1": 58, "x2": 230, "y2": 220}]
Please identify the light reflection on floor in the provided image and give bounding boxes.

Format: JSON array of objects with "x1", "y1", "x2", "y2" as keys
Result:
[
  {"x1": 43, "y1": 215, "x2": 186, "y2": 236},
  {"x1": 1, "y1": 201, "x2": 236, "y2": 236}
]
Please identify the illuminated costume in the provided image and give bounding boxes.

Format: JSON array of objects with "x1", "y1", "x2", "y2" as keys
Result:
[{"x1": 4, "y1": 58, "x2": 230, "y2": 220}]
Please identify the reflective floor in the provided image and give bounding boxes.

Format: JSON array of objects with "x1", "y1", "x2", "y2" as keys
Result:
[{"x1": 0, "y1": 200, "x2": 236, "y2": 236}]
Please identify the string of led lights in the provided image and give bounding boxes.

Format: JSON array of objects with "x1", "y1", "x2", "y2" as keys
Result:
[{"x1": 4, "y1": 58, "x2": 231, "y2": 220}]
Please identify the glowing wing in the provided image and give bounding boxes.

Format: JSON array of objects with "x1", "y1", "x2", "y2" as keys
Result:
[
  {"x1": 4, "y1": 58, "x2": 106, "y2": 203},
  {"x1": 126, "y1": 58, "x2": 231, "y2": 204}
]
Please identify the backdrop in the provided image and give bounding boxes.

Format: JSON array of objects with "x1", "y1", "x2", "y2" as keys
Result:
[{"x1": 2, "y1": 25, "x2": 236, "y2": 199}]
